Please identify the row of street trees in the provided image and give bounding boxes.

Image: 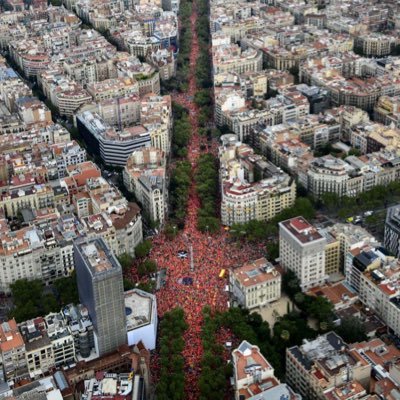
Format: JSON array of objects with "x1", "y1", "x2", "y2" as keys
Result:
[
  {"x1": 156, "y1": 308, "x2": 188, "y2": 400},
  {"x1": 169, "y1": 161, "x2": 192, "y2": 228},
  {"x1": 321, "y1": 181, "x2": 400, "y2": 218},
  {"x1": 195, "y1": 154, "x2": 220, "y2": 233},
  {"x1": 195, "y1": 0, "x2": 212, "y2": 90},
  {"x1": 199, "y1": 307, "x2": 231, "y2": 399},
  {"x1": 162, "y1": 1, "x2": 192, "y2": 92},
  {"x1": 194, "y1": 0, "x2": 213, "y2": 130},
  {"x1": 229, "y1": 197, "x2": 315, "y2": 243},
  {"x1": 193, "y1": 0, "x2": 221, "y2": 235},
  {"x1": 172, "y1": 103, "x2": 191, "y2": 158}
]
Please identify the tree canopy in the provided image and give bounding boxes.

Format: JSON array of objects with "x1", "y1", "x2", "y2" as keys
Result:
[
  {"x1": 196, "y1": 154, "x2": 220, "y2": 233},
  {"x1": 156, "y1": 308, "x2": 188, "y2": 400},
  {"x1": 10, "y1": 274, "x2": 79, "y2": 322},
  {"x1": 135, "y1": 240, "x2": 152, "y2": 258}
]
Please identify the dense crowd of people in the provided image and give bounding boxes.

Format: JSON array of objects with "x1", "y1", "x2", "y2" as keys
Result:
[{"x1": 139, "y1": 4, "x2": 264, "y2": 398}]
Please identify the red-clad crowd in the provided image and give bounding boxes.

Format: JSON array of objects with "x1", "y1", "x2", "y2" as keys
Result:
[{"x1": 138, "y1": 5, "x2": 264, "y2": 399}]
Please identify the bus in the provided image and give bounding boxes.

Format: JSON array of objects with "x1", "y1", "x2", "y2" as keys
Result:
[{"x1": 219, "y1": 269, "x2": 226, "y2": 279}]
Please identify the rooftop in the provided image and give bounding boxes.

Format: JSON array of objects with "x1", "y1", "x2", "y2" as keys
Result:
[
  {"x1": 0, "y1": 319, "x2": 25, "y2": 352},
  {"x1": 76, "y1": 238, "x2": 121, "y2": 276},
  {"x1": 232, "y1": 340, "x2": 273, "y2": 382},
  {"x1": 124, "y1": 289, "x2": 156, "y2": 330},
  {"x1": 280, "y1": 217, "x2": 324, "y2": 244},
  {"x1": 232, "y1": 258, "x2": 281, "y2": 288}
]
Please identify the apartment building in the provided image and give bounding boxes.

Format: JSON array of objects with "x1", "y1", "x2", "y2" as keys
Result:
[
  {"x1": 81, "y1": 202, "x2": 143, "y2": 258},
  {"x1": 140, "y1": 94, "x2": 172, "y2": 154},
  {"x1": 356, "y1": 258, "x2": 400, "y2": 339},
  {"x1": 221, "y1": 175, "x2": 296, "y2": 226},
  {"x1": 279, "y1": 217, "x2": 327, "y2": 291},
  {"x1": 0, "y1": 219, "x2": 77, "y2": 293},
  {"x1": 230, "y1": 258, "x2": 281, "y2": 309},
  {"x1": 255, "y1": 126, "x2": 312, "y2": 173},
  {"x1": 79, "y1": 95, "x2": 141, "y2": 129},
  {"x1": 232, "y1": 340, "x2": 301, "y2": 400},
  {"x1": 146, "y1": 123, "x2": 170, "y2": 154},
  {"x1": 116, "y1": 59, "x2": 161, "y2": 96},
  {"x1": 348, "y1": 123, "x2": 400, "y2": 155},
  {"x1": 354, "y1": 34, "x2": 395, "y2": 57},
  {"x1": 306, "y1": 156, "x2": 358, "y2": 199},
  {"x1": 374, "y1": 95, "x2": 400, "y2": 128},
  {"x1": 51, "y1": 141, "x2": 87, "y2": 178},
  {"x1": 345, "y1": 243, "x2": 384, "y2": 294},
  {"x1": 73, "y1": 175, "x2": 143, "y2": 256},
  {"x1": 86, "y1": 77, "x2": 139, "y2": 102},
  {"x1": 76, "y1": 111, "x2": 151, "y2": 166},
  {"x1": 308, "y1": 151, "x2": 400, "y2": 199},
  {"x1": 61, "y1": 304, "x2": 95, "y2": 359},
  {"x1": 318, "y1": 228, "x2": 341, "y2": 276},
  {"x1": 0, "y1": 319, "x2": 28, "y2": 380},
  {"x1": 327, "y1": 223, "x2": 377, "y2": 270},
  {"x1": 0, "y1": 183, "x2": 55, "y2": 218},
  {"x1": 123, "y1": 147, "x2": 167, "y2": 226},
  {"x1": 213, "y1": 44, "x2": 263, "y2": 76},
  {"x1": 263, "y1": 45, "x2": 310, "y2": 71},
  {"x1": 219, "y1": 139, "x2": 296, "y2": 226},
  {"x1": 9, "y1": 41, "x2": 51, "y2": 79},
  {"x1": 300, "y1": 57, "x2": 400, "y2": 112},
  {"x1": 54, "y1": 80, "x2": 92, "y2": 118},
  {"x1": 16, "y1": 97, "x2": 52, "y2": 127},
  {"x1": 286, "y1": 332, "x2": 371, "y2": 400},
  {"x1": 125, "y1": 34, "x2": 161, "y2": 59},
  {"x1": 44, "y1": 313, "x2": 75, "y2": 367},
  {"x1": 20, "y1": 318, "x2": 55, "y2": 377}
]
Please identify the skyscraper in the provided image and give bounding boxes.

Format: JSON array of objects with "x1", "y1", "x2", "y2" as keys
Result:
[
  {"x1": 384, "y1": 204, "x2": 400, "y2": 258},
  {"x1": 73, "y1": 237, "x2": 127, "y2": 356}
]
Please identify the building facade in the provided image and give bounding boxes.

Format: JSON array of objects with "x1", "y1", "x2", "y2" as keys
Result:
[
  {"x1": 385, "y1": 205, "x2": 400, "y2": 258},
  {"x1": 74, "y1": 237, "x2": 127, "y2": 356},
  {"x1": 230, "y1": 258, "x2": 281, "y2": 309},
  {"x1": 279, "y1": 217, "x2": 327, "y2": 291}
]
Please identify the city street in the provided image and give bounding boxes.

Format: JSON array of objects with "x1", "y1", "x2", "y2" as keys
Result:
[{"x1": 144, "y1": 1, "x2": 264, "y2": 397}]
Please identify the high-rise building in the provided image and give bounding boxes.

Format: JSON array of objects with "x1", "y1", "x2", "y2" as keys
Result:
[
  {"x1": 279, "y1": 217, "x2": 327, "y2": 291},
  {"x1": 385, "y1": 205, "x2": 400, "y2": 258},
  {"x1": 73, "y1": 237, "x2": 127, "y2": 356}
]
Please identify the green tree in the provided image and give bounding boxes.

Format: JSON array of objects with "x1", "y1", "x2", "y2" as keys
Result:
[
  {"x1": 294, "y1": 292, "x2": 305, "y2": 304},
  {"x1": 280, "y1": 330, "x2": 290, "y2": 341},
  {"x1": 123, "y1": 278, "x2": 135, "y2": 291},
  {"x1": 321, "y1": 192, "x2": 340, "y2": 212},
  {"x1": 306, "y1": 296, "x2": 334, "y2": 323},
  {"x1": 266, "y1": 242, "x2": 279, "y2": 261},
  {"x1": 135, "y1": 240, "x2": 152, "y2": 258},
  {"x1": 117, "y1": 253, "x2": 134, "y2": 272},
  {"x1": 194, "y1": 89, "x2": 212, "y2": 107},
  {"x1": 53, "y1": 272, "x2": 79, "y2": 305},
  {"x1": 143, "y1": 259, "x2": 157, "y2": 274},
  {"x1": 334, "y1": 316, "x2": 367, "y2": 343}
]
